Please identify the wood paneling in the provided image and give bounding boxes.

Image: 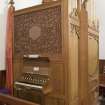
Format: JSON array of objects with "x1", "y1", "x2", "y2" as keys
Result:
[
  {"x1": 13, "y1": 56, "x2": 23, "y2": 81},
  {"x1": 99, "y1": 60, "x2": 105, "y2": 96},
  {"x1": 0, "y1": 93, "x2": 38, "y2": 105},
  {"x1": 0, "y1": 71, "x2": 6, "y2": 87},
  {"x1": 51, "y1": 62, "x2": 65, "y2": 95},
  {"x1": 99, "y1": 60, "x2": 105, "y2": 74}
]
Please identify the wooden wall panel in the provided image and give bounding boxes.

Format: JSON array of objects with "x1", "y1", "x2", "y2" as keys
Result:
[
  {"x1": 13, "y1": 56, "x2": 23, "y2": 81},
  {"x1": 99, "y1": 60, "x2": 105, "y2": 85},
  {"x1": 99, "y1": 60, "x2": 105, "y2": 74},
  {"x1": 50, "y1": 62, "x2": 65, "y2": 96},
  {"x1": 45, "y1": 96, "x2": 65, "y2": 105}
]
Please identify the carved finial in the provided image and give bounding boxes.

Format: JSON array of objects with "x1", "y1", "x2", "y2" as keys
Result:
[
  {"x1": 82, "y1": 0, "x2": 88, "y2": 9},
  {"x1": 9, "y1": 0, "x2": 14, "y2": 6},
  {"x1": 77, "y1": 0, "x2": 81, "y2": 11}
]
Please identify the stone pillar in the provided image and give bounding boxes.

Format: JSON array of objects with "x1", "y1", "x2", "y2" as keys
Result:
[{"x1": 78, "y1": 5, "x2": 89, "y2": 105}]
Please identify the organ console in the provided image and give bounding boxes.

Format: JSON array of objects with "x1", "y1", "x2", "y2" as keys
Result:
[
  {"x1": 13, "y1": 1, "x2": 99, "y2": 105},
  {"x1": 14, "y1": 55, "x2": 52, "y2": 105}
]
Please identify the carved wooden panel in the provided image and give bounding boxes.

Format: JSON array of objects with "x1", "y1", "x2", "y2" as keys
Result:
[
  {"x1": 51, "y1": 62, "x2": 65, "y2": 95},
  {"x1": 88, "y1": 37, "x2": 98, "y2": 77},
  {"x1": 14, "y1": 6, "x2": 62, "y2": 56},
  {"x1": 13, "y1": 57, "x2": 23, "y2": 81},
  {"x1": 45, "y1": 96, "x2": 65, "y2": 105}
]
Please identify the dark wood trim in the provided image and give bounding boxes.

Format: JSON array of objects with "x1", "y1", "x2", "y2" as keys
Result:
[
  {"x1": 0, "y1": 93, "x2": 38, "y2": 105},
  {"x1": 99, "y1": 60, "x2": 105, "y2": 74},
  {"x1": 0, "y1": 71, "x2": 6, "y2": 87}
]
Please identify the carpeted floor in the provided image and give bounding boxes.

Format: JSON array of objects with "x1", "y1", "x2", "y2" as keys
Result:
[{"x1": 100, "y1": 101, "x2": 105, "y2": 105}]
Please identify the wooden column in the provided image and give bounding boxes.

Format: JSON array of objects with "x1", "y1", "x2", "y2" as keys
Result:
[
  {"x1": 77, "y1": 0, "x2": 81, "y2": 11},
  {"x1": 78, "y1": 5, "x2": 89, "y2": 105}
]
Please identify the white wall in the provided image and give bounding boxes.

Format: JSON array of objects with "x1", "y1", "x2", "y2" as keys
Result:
[
  {"x1": 96, "y1": 0, "x2": 105, "y2": 59},
  {"x1": 0, "y1": 0, "x2": 42, "y2": 70},
  {"x1": 0, "y1": 0, "x2": 8, "y2": 70},
  {"x1": 15, "y1": 0, "x2": 42, "y2": 10}
]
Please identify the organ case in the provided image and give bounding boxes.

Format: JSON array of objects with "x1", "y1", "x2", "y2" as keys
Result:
[{"x1": 13, "y1": 1, "x2": 99, "y2": 105}]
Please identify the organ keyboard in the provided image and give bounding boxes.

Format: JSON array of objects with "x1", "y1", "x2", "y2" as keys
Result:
[{"x1": 15, "y1": 82, "x2": 43, "y2": 90}]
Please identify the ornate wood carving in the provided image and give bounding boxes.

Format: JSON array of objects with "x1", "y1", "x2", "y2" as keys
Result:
[
  {"x1": 70, "y1": 23, "x2": 99, "y2": 41},
  {"x1": 14, "y1": 6, "x2": 62, "y2": 56},
  {"x1": 89, "y1": 79, "x2": 98, "y2": 91},
  {"x1": 70, "y1": 8, "x2": 78, "y2": 20},
  {"x1": 88, "y1": 37, "x2": 99, "y2": 77}
]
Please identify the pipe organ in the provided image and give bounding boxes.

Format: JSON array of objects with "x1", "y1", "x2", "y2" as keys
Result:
[{"x1": 13, "y1": 1, "x2": 99, "y2": 105}]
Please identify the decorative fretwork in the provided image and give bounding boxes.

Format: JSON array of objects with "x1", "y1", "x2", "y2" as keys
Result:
[
  {"x1": 88, "y1": 79, "x2": 98, "y2": 91},
  {"x1": 70, "y1": 22, "x2": 99, "y2": 41},
  {"x1": 88, "y1": 32, "x2": 99, "y2": 41},
  {"x1": 14, "y1": 6, "x2": 62, "y2": 56},
  {"x1": 69, "y1": 7, "x2": 99, "y2": 32}
]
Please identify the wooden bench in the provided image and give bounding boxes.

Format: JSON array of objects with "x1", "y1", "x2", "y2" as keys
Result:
[{"x1": 0, "y1": 93, "x2": 39, "y2": 105}]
